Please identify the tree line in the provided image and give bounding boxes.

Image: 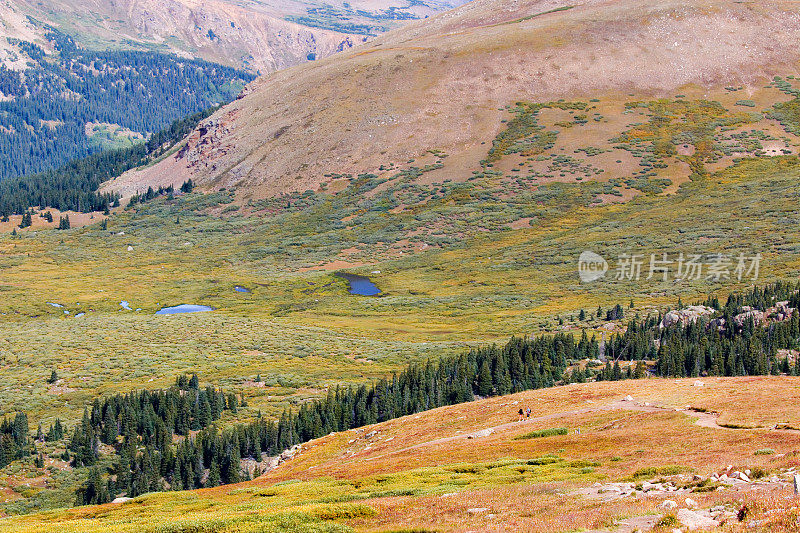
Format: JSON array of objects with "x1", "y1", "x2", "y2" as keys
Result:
[
  {"x1": 0, "y1": 413, "x2": 29, "y2": 469},
  {"x1": 70, "y1": 374, "x2": 239, "y2": 503},
  {"x1": 72, "y1": 333, "x2": 595, "y2": 503}
]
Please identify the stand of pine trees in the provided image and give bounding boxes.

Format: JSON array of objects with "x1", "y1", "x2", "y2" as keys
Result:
[
  {"x1": 71, "y1": 335, "x2": 596, "y2": 503},
  {"x1": 0, "y1": 413, "x2": 29, "y2": 468},
  {"x1": 69, "y1": 375, "x2": 234, "y2": 503},
  {"x1": 0, "y1": 27, "x2": 254, "y2": 184},
  {"x1": 605, "y1": 281, "x2": 800, "y2": 377}
]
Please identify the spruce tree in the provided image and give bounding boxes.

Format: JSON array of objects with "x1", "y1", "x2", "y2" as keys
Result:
[
  {"x1": 476, "y1": 360, "x2": 493, "y2": 396},
  {"x1": 206, "y1": 461, "x2": 221, "y2": 487}
]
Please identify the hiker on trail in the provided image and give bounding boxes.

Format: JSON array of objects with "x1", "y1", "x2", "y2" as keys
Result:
[
  {"x1": 518, "y1": 408, "x2": 524, "y2": 421},
  {"x1": 526, "y1": 407, "x2": 531, "y2": 419}
]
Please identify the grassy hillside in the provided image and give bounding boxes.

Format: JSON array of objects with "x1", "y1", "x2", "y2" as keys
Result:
[
  {"x1": 3, "y1": 85, "x2": 800, "y2": 416},
  {"x1": 1, "y1": 0, "x2": 800, "y2": 527},
  {"x1": 4, "y1": 377, "x2": 800, "y2": 531},
  {"x1": 106, "y1": 0, "x2": 800, "y2": 197}
]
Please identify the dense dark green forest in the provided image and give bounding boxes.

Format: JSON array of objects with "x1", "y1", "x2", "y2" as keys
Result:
[
  {"x1": 0, "y1": 413, "x2": 29, "y2": 469},
  {"x1": 0, "y1": 108, "x2": 214, "y2": 215},
  {"x1": 66, "y1": 374, "x2": 236, "y2": 502},
  {"x1": 605, "y1": 281, "x2": 800, "y2": 377},
  {"x1": 10, "y1": 282, "x2": 797, "y2": 504},
  {"x1": 0, "y1": 28, "x2": 254, "y2": 182}
]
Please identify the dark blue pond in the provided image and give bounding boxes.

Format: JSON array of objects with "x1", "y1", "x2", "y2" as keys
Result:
[
  {"x1": 156, "y1": 304, "x2": 214, "y2": 315},
  {"x1": 336, "y1": 273, "x2": 381, "y2": 296}
]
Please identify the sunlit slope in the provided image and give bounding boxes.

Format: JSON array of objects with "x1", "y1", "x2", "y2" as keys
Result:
[
  {"x1": 103, "y1": 0, "x2": 800, "y2": 197},
  {"x1": 4, "y1": 377, "x2": 800, "y2": 532}
]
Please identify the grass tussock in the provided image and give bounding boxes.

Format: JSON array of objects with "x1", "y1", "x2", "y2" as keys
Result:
[{"x1": 514, "y1": 427, "x2": 568, "y2": 440}]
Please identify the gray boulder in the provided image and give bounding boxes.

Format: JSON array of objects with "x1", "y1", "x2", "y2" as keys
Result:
[{"x1": 677, "y1": 509, "x2": 718, "y2": 530}]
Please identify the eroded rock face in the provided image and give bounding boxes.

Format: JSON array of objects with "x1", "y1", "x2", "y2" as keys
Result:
[{"x1": 10, "y1": 0, "x2": 396, "y2": 73}]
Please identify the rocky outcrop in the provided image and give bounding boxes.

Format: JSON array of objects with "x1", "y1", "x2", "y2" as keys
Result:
[
  {"x1": 467, "y1": 428, "x2": 494, "y2": 439},
  {"x1": 660, "y1": 306, "x2": 715, "y2": 328},
  {"x1": 734, "y1": 309, "x2": 765, "y2": 327},
  {"x1": 244, "y1": 443, "x2": 303, "y2": 479},
  {"x1": 772, "y1": 301, "x2": 797, "y2": 322}
]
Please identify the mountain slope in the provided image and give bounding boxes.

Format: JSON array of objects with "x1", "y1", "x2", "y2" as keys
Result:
[
  {"x1": 5, "y1": 0, "x2": 467, "y2": 73},
  {"x1": 102, "y1": 0, "x2": 800, "y2": 199},
  {"x1": 4, "y1": 377, "x2": 800, "y2": 532}
]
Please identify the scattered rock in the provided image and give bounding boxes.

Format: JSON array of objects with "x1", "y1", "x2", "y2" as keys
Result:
[
  {"x1": 623, "y1": 395, "x2": 634, "y2": 402},
  {"x1": 772, "y1": 301, "x2": 797, "y2": 321},
  {"x1": 279, "y1": 444, "x2": 302, "y2": 462},
  {"x1": 127, "y1": 245, "x2": 133, "y2": 251},
  {"x1": 467, "y1": 507, "x2": 490, "y2": 514},
  {"x1": 111, "y1": 497, "x2": 132, "y2": 504},
  {"x1": 467, "y1": 428, "x2": 494, "y2": 439},
  {"x1": 693, "y1": 380, "x2": 705, "y2": 387},
  {"x1": 709, "y1": 317, "x2": 726, "y2": 330},
  {"x1": 677, "y1": 509, "x2": 718, "y2": 530},
  {"x1": 660, "y1": 499, "x2": 678, "y2": 510},
  {"x1": 685, "y1": 497, "x2": 699, "y2": 509}
]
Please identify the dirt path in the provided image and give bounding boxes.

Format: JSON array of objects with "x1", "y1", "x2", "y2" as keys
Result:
[{"x1": 362, "y1": 398, "x2": 800, "y2": 463}]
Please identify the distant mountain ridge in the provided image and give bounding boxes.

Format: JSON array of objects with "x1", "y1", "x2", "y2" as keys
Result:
[
  {"x1": 0, "y1": 0, "x2": 466, "y2": 184},
  {"x1": 3, "y1": 0, "x2": 468, "y2": 74}
]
